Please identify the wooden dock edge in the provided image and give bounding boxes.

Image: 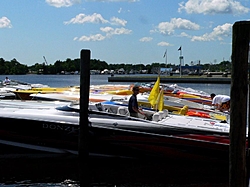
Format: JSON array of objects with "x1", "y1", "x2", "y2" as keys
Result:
[{"x1": 108, "y1": 76, "x2": 231, "y2": 84}]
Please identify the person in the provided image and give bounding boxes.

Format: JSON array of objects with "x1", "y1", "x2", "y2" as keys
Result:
[
  {"x1": 128, "y1": 86, "x2": 145, "y2": 118},
  {"x1": 210, "y1": 93, "x2": 230, "y2": 112},
  {"x1": 3, "y1": 77, "x2": 10, "y2": 84}
]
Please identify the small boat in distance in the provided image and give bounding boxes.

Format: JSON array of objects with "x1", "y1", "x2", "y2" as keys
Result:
[{"x1": 0, "y1": 79, "x2": 49, "y2": 99}]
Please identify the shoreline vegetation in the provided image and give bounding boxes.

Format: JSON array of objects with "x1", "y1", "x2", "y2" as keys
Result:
[{"x1": 0, "y1": 57, "x2": 231, "y2": 76}]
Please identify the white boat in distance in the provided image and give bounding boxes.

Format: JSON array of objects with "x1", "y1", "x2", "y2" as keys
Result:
[{"x1": 0, "y1": 79, "x2": 49, "y2": 99}]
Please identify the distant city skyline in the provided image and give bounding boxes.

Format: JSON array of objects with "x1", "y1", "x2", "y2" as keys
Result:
[{"x1": 0, "y1": 0, "x2": 249, "y2": 66}]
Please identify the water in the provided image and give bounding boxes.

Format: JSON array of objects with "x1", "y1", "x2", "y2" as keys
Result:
[
  {"x1": 0, "y1": 74, "x2": 230, "y2": 96},
  {"x1": 0, "y1": 74, "x2": 230, "y2": 187}
]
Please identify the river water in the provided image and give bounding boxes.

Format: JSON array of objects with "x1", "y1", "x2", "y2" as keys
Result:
[
  {"x1": 0, "y1": 74, "x2": 230, "y2": 95},
  {"x1": 0, "y1": 74, "x2": 230, "y2": 187}
]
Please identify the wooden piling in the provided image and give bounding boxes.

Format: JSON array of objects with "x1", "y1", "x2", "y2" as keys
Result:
[
  {"x1": 230, "y1": 21, "x2": 250, "y2": 187},
  {"x1": 78, "y1": 49, "x2": 91, "y2": 186},
  {"x1": 248, "y1": 59, "x2": 250, "y2": 187}
]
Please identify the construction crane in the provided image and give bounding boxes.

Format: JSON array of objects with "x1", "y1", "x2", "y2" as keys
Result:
[{"x1": 43, "y1": 56, "x2": 48, "y2": 65}]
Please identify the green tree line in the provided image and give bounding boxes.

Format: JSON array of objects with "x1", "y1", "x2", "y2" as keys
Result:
[{"x1": 0, "y1": 57, "x2": 231, "y2": 75}]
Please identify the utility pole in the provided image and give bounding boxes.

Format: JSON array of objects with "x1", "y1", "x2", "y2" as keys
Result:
[{"x1": 178, "y1": 46, "x2": 183, "y2": 77}]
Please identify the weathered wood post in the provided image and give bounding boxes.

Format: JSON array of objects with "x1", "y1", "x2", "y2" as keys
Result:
[
  {"x1": 230, "y1": 21, "x2": 250, "y2": 187},
  {"x1": 248, "y1": 58, "x2": 250, "y2": 187},
  {"x1": 79, "y1": 49, "x2": 91, "y2": 186}
]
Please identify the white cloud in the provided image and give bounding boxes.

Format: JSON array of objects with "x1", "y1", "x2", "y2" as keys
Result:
[
  {"x1": 157, "y1": 42, "x2": 172, "y2": 46},
  {"x1": 139, "y1": 37, "x2": 153, "y2": 42},
  {"x1": 99, "y1": 26, "x2": 114, "y2": 33},
  {"x1": 179, "y1": 32, "x2": 191, "y2": 38},
  {"x1": 77, "y1": 33, "x2": 106, "y2": 41},
  {"x1": 65, "y1": 12, "x2": 131, "y2": 42},
  {"x1": 46, "y1": 0, "x2": 81, "y2": 8},
  {"x1": 191, "y1": 23, "x2": 232, "y2": 41},
  {"x1": 178, "y1": 0, "x2": 249, "y2": 15},
  {"x1": 75, "y1": 26, "x2": 132, "y2": 41},
  {"x1": 64, "y1": 13, "x2": 109, "y2": 24},
  {"x1": 64, "y1": 13, "x2": 128, "y2": 27},
  {"x1": 156, "y1": 18, "x2": 200, "y2": 35},
  {"x1": 110, "y1": 17, "x2": 127, "y2": 26},
  {"x1": 0, "y1": 17, "x2": 12, "y2": 28},
  {"x1": 100, "y1": 27, "x2": 132, "y2": 35},
  {"x1": 86, "y1": 0, "x2": 139, "y2": 2}
]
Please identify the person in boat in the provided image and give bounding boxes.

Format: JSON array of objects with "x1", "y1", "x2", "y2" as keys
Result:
[
  {"x1": 210, "y1": 93, "x2": 230, "y2": 112},
  {"x1": 3, "y1": 77, "x2": 10, "y2": 84},
  {"x1": 128, "y1": 86, "x2": 145, "y2": 118}
]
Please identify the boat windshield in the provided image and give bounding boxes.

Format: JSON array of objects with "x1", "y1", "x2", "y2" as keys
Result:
[
  {"x1": 56, "y1": 101, "x2": 79, "y2": 112},
  {"x1": 55, "y1": 101, "x2": 106, "y2": 112}
]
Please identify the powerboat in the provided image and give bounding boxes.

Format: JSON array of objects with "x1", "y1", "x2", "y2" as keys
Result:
[
  {"x1": 30, "y1": 91, "x2": 226, "y2": 120},
  {"x1": 0, "y1": 80, "x2": 49, "y2": 99},
  {"x1": 0, "y1": 99, "x2": 232, "y2": 162}
]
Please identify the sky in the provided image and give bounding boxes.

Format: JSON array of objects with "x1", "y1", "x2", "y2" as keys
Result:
[{"x1": 0, "y1": 0, "x2": 249, "y2": 67}]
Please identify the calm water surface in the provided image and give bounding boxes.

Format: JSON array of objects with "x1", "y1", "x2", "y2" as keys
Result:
[
  {"x1": 0, "y1": 74, "x2": 230, "y2": 95},
  {"x1": 0, "y1": 74, "x2": 230, "y2": 187}
]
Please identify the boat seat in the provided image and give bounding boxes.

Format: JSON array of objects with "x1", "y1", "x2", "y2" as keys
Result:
[
  {"x1": 117, "y1": 106, "x2": 130, "y2": 116},
  {"x1": 152, "y1": 113, "x2": 160, "y2": 122},
  {"x1": 89, "y1": 104, "x2": 98, "y2": 111},
  {"x1": 95, "y1": 102, "x2": 106, "y2": 111},
  {"x1": 158, "y1": 111, "x2": 164, "y2": 120},
  {"x1": 163, "y1": 109, "x2": 168, "y2": 117}
]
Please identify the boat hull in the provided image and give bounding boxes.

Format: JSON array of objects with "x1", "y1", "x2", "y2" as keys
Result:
[
  {"x1": 0, "y1": 100, "x2": 232, "y2": 162},
  {"x1": 0, "y1": 112, "x2": 230, "y2": 162}
]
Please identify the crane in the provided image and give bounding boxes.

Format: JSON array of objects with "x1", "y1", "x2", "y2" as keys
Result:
[{"x1": 43, "y1": 56, "x2": 48, "y2": 65}]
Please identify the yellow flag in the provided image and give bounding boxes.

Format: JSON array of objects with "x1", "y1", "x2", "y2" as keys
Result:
[
  {"x1": 157, "y1": 89, "x2": 164, "y2": 111},
  {"x1": 148, "y1": 76, "x2": 160, "y2": 106}
]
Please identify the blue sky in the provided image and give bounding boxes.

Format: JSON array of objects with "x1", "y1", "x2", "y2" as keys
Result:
[{"x1": 0, "y1": 0, "x2": 249, "y2": 67}]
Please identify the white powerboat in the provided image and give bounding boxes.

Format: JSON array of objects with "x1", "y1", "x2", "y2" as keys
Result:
[{"x1": 0, "y1": 99, "x2": 232, "y2": 162}]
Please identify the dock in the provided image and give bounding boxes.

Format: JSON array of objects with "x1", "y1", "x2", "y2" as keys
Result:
[{"x1": 108, "y1": 75, "x2": 231, "y2": 84}]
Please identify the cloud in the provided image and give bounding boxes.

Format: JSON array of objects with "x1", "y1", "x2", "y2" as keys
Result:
[
  {"x1": 64, "y1": 13, "x2": 128, "y2": 26},
  {"x1": 0, "y1": 17, "x2": 12, "y2": 28},
  {"x1": 139, "y1": 37, "x2": 153, "y2": 42},
  {"x1": 46, "y1": 0, "x2": 81, "y2": 8},
  {"x1": 110, "y1": 17, "x2": 127, "y2": 26},
  {"x1": 85, "y1": 0, "x2": 139, "y2": 2},
  {"x1": 157, "y1": 42, "x2": 172, "y2": 46},
  {"x1": 179, "y1": 32, "x2": 192, "y2": 38},
  {"x1": 75, "y1": 33, "x2": 106, "y2": 41},
  {"x1": 65, "y1": 12, "x2": 131, "y2": 41},
  {"x1": 191, "y1": 23, "x2": 232, "y2": 41},
  {"x1": 74, "y1": 26, "x2": 132, "y2": 41},
  {"x1": 155, "y1": 18, "x2": 200, "y2": 35},
  {"x1": 64, "y1": 13, "x2": 109, "y2": 24},
  {"x1": 100, "y1": 26, "x2": 132, "y2": 36},
  {"x1": 178, "y1": 0, "x2": 249, "y2": 15}
]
